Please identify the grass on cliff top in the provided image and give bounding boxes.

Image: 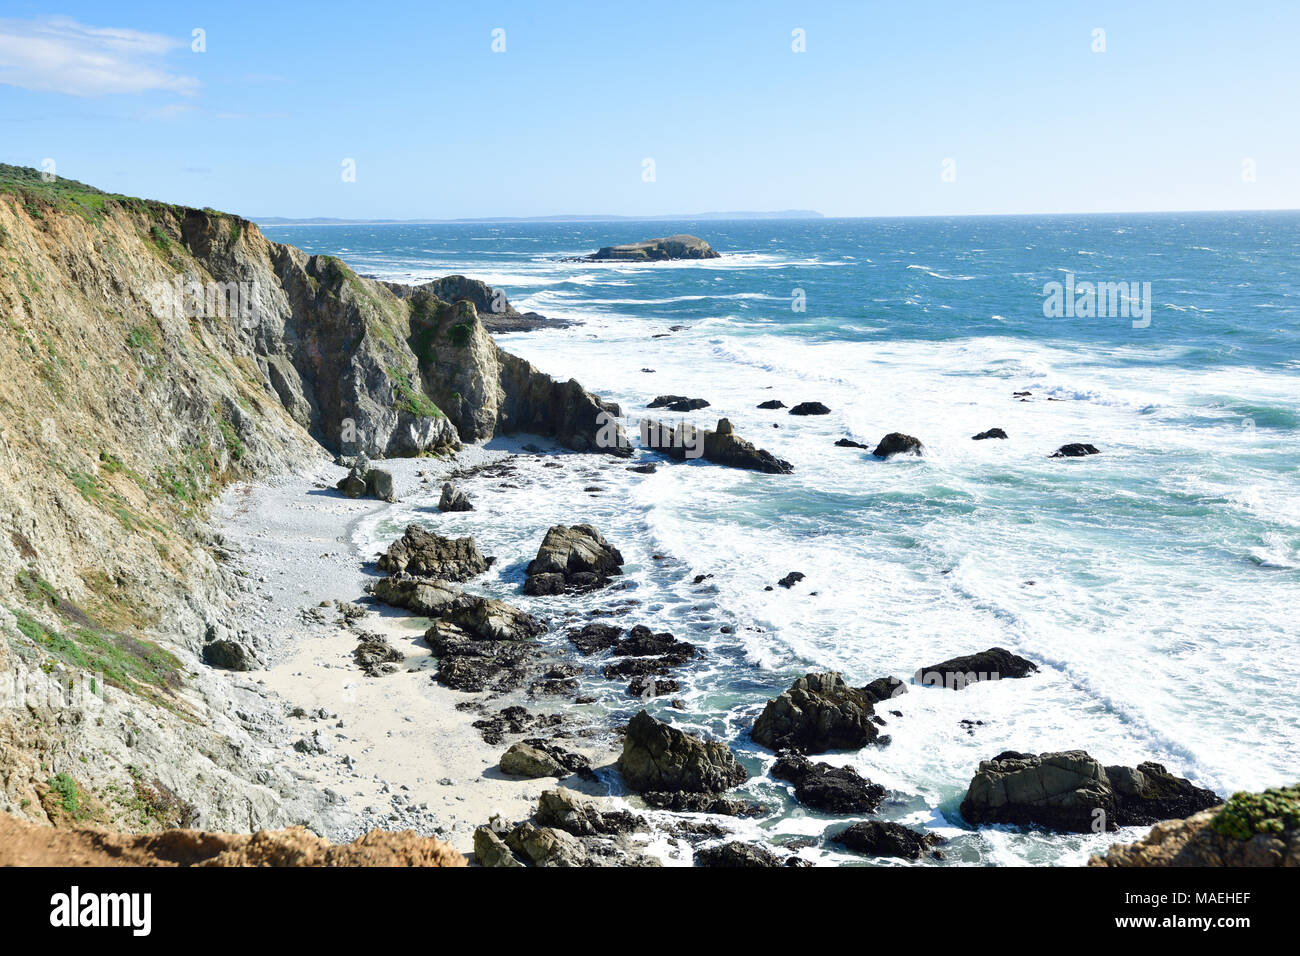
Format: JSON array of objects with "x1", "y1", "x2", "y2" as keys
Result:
[
  {"x1": 0, "y1": 163, "x2": 237, "y2": 224},
  {"x1": 1211, "y1": 784, "x2": 1300, "y2": 840}
]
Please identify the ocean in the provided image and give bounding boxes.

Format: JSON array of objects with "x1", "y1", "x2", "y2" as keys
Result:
[{"x1": 262, "y1": 214, "x2": 1300, "y2": 865}]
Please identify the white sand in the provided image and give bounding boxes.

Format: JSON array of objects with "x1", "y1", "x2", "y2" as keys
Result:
[{"x1": 212, "y1": 446, "x2": 616, "y2": 852}]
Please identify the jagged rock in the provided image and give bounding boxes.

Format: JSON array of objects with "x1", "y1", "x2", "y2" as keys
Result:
[
  {"x1": 757, "y1": 399, "x2": 787, "y2": 410},
  {"x1": 833, "y1": 821, "x2": 944, "y2": 860},
  {"x1": 642, "y1": 418, "x2": 793, "y2": 474},
  {"x1": 772, "y1": 752, "x2": 886, "y2": 813},
  {"x1": 438, "y1": 482, "x2": 473, "y2": 512},
  {"x1": 751, "y1": 672, "x2": 881, "y2": 754},
  {"x1": 336, "y1": 462, "x2": 396, "y2": 501},
  {"x1": 960, "y1": 751, "x2": 1221, "y2": 833},
  {"x1": 567, "y1": 622, "x2": 623, "y2": 655},
  {"x1": 789, "y1": 402, "x2": 831, "y2": 416},
  {"x1": 578, "y1": 234, "x2": 720, "y2": 261},
  {"x1": 525, "y1": 524, "x2": 624, "y2": 592},
  {"x1": 695, "y1": 842, "x2": 783, "y2": 867},
  {"x1": 835, "y1": 438, "x2": 870, "y2": 449},
  {"x1": 972, "y1": 428, "x2": 1008, "y2": 440},
  {"x1": 534, "y1": 787, "x2": 644, "y2": 836},
  {"x1": 365, "y1": 468, "x2": 394, "y2": 501},
  {"x1": 872, "y1": 432, "x2": 924, "y2": 458},
  {"x1": 520, "y1": 738, "x2": 593, "y2": 777},
  {"x1": 1051, "y1": 443, "x2": 1101, "y2": 457},
  {"x1": 499, "y1": 742, "x2": 566, "y2": 778},
  {"x1": 473, "y1": 827, "x2": 526, "y2": 867},
  {"x1": 202, "y1": 639, "x2": 257, "y2": 671},
  {"x1": 376, "y1": 524, "x2": 487, "y2": 581},
  {"x1": 777, "y1": 571, "x2": 804, "y2": 589},
  {"x1": 352, "y1": 635, "x2": 403, "y2": 677},
  {"x1": 612, "y1": 625, "x2": 694, "y2": 663},
  {"x1": 628, "y1": 675, "x2": 680, "y2": 698},
  {"x1": 617, "y1": 710, "x2": 749, "y2": 794},
  {"x1": 640, "y1": 791, "x2": 762, "y2": 816},
  {"x1": 914, "y1": 647, "x2": 1038, "y2": 690},
  {"x1": 523, "y1": 572, "x2": 565, "y2": 595}
]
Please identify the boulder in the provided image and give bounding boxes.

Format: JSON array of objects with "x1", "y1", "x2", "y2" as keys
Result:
[
  {"x1": 751, "y1": 672, "x2": 881, "y2": 754},
  {"x1": 639, "y1": 791, "x2": 762, "y2": 816},
  {"x1": 525, "y1": 524, "x2": 624, "y2": 592},
  {"x1": 695, "y1": 842, "x2": 784, "y2": 867},
  {"x1": 972, "y1": 428, "x2": 1008, "y2": 440},
  {"x1": 617, "y1": 710, "x2": 749, "y2": 794},
  {"x1": 567, "y1": 622, "x2": 623, "y2": 655},
  {"x1": 438, "y1": 482, "x2": 473, "y2": 512},
  {"x1": 534, "y1": 787, "x2": 644, "y2": 837},
  {"x1": 473, "y1": 827, "x2": 525, "y2": 867},
  {"x1": 789, "y1": 402, "x2": 831, "y2": 416},
  {"x1": 1050, "y1": 443, "x2": 1100, "y2": 458},
  {"x1": 835, "y1": 438, "x2": 871, "y2": 449},
  {"x1": 579, "y1": 234, "x2": 720, "y2": 262},
  {"x1": 872, "y1": 433, "x2": 924, "y2": 458},
  {"x1": 959, "y1": 750, "x2": 1221, "y2": 833},
  {"x1": 376, "y1": 524, "x2": 487, "y2": 581},
  {"x1": 771, "y1": 752, "x2": 886, "y2": 813},
  {"x1": 365, "y1": 468, "x2": 395, "y2": 502},
  {"x1": 757, "y1": 399, "x2": 787, "y2": 410},
  {"x1": 335, "y1": 461, "x2": 395, "y2": 501},
  {"x1": 499, "y1": 742, "x2": 566, "y2": 779},
  {"x1": 860, "y1": 676, "x2": 907, "y2": 705},
  {"x1": 202, "y1": 639, "x2": 257, "y2": 671},
  {"x1": 522, "y1": 572, "x2": 565, "y2": 595},
  {"x1": 914, "y1": 647, "x2": 1038, "y2": 690},
  {"x1": 833, "y1": 821, "x2": 944, "y2": 860},
  {"x1": 777, "y1": 571, "x2": 805, "y2": 589},
  {"x1": 628, "y1": 675, "x2": 681, "y2": 698}
]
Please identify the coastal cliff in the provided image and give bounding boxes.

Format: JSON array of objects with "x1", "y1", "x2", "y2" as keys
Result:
[{"x1": 0, "y1": 164, "x2": 622, "y2": 835}]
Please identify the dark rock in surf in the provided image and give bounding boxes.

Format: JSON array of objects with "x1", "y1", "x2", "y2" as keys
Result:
[
  {"x1": 772, "y1": 752, "x2": 887, "y2": 813},
  {"x1": 972, "y1": 428, "x2": 1008, "y2": 440},
  {"x1": 872, "y1": 433, "x2": 924, "y2": 458},
  {"x1": 789, "y1": 401, "x2": 831, "y2": 416},
  {"x1": 695, "y1": 842, "x2": 784, "y2": 868},
  {"x1": 376, "y1": 524, "x2": 487, "y2": 581},
  {"x1": 751, "y1": 672, "x2": 881, "y2": 754},
  {"x1": 835, "y1": 438, "x2": 871, "y2": 449},
  {"x1": 438, "y1": 482, "x2": 473, "y2": 512},
  {"x1": 833, "y1": 821, "x2": 944, "y2": 860},
  {"x1": 914, "y1": 647, "x2": 1038, "y2": 690},
  {"x1": 777, "y1": 571, "x2": 805, "y2": 589},
  {"x1": 525, "y1": 524, "x2": 624, "y2": 593},
  {"x1": 757, "y1": 399, "x2": 787, "y2": 410},
  {"x1": 1051, "y1": 443, "x2": 1101, "y2": 458},
  {"x1": 617, "y1": 710, "x2": 748, "y2": 794}
]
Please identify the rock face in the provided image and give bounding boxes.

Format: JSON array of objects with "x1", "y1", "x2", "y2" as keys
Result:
[
  {"x1": 1090, "y1": 785, "x2": 1300, "y2": 867},
  {"x1": 751, "y1": 672, "x2": 883, "y2": 754},
  {"x1": 833, "y1": 821, "x2": 944, "y2": 860},
  {"x1": 642, "y1": 418, "x2": 793, "y2": 473},
  {"x1": 499, "y1": 742, "x2": 566, "y2": 778},
  {"x1": 959, "y1": 751, "x2": 1221, "y2": 833},
  {"x1": 1051, "y1": 443, "x2": 1101, "y2": 457},
  {"x1": 914, "y1": 647, "x2": 1038, "y2": 690},
  {"x1": 376, "y1": 525, "x2": 487, "y2": 582},
  {"x1": 579, "y1": 234, "x2": 720, "y2": 262},
  {"x1": 772, "y1": 752, "x2": 886, "y2": 813},
  {"x1": 525, "y1": 524, "x2": 624, "y2": 593},
  {"x1": 789, "y1": 402, "x2": 831, "y2": 416},
  {"x1": 438, "y1": 482, "x2": 472, "y2": 512},
  {"x1": 617, "y1": 710, "x2": 749, "y2": 794},
  {"x1": 972, "y1": 428, "x2": 1008, "y2": 440},
  {"x1": 872, "y1": 433, "x2": 924, "y2": 458},
  {"x1": 202, "y1": 639, "x2": 257, "y2": 672}
]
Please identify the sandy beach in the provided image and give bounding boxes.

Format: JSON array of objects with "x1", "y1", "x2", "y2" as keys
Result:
[{"x1": 212, "y1": 445, "x2": 618, "y2": 854}]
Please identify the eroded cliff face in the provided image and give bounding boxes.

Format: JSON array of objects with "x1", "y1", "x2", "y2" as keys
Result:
[{"x1": 0, "y1": 165, "x2": 621, "y2": 835}]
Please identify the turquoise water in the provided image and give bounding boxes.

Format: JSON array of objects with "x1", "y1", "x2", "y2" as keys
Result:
[{"x1": 264, "y1": 215, "x2": 1300, "y2": 865}]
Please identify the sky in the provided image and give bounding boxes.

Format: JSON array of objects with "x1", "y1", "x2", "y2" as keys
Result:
[{"x1": 1, "y1": 1, "x2": 1298, "y2": 220}]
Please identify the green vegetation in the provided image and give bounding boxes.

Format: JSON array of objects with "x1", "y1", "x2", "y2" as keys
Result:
[
  {"x1": 387, "y1": 368, "x2": 444, "y2": 419},
  {"x1": 447, "y1": 321, "x2": 473, "y2": 347},
  {"x1": 1212, "y1": 784, "x2": 1300, "y2": 840},
  {"x1": 0, "y1": 164, "x2": 113, "y2": 222},
  {"x1": 216, "y1": 409, "x2": 245, "y2": 462},
  {"x1": 148, "y1": 224, "x2": 170, "y2": 254},
  {"x1": 47, "y1": 773, "x2": 81, "y2": 815},
  {"x1": 125, "y1": 325, "x2": 158, "y2": 354}
]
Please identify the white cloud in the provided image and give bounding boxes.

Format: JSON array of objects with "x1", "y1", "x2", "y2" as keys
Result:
[{"x1": 0, "y1": 16, "x2": 199, "y2": 97}]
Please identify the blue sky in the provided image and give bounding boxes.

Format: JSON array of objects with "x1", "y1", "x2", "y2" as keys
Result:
[{"x1": 2, "y1": 1, "x2": 1298, "y2": 219}]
